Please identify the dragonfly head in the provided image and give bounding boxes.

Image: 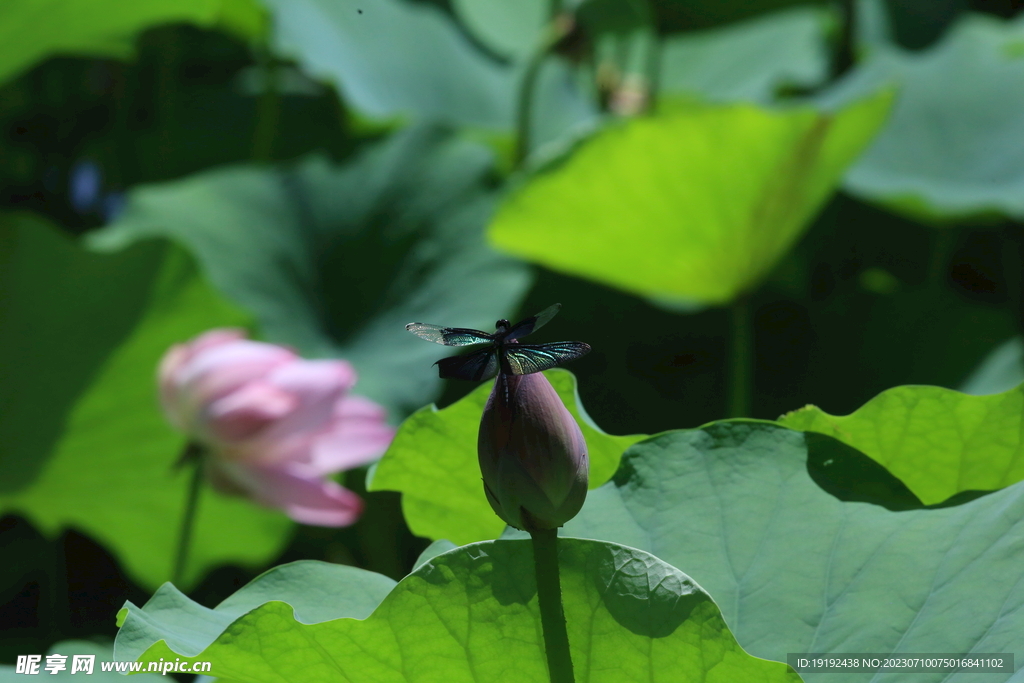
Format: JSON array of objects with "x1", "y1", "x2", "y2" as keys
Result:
[{"x1": 495, "y1": 319, "x2": 511, "y2": 334}]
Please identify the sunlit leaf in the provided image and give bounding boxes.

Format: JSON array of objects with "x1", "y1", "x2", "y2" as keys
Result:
[
  {"x1": 0, "y1": 0, "x2": 265, "y2": 86},
  {"x1": 116, "y1": 542, "x2": 799, "y2": 683},
  {"x1": 489, "y1": 92, "x2": 891, "y2": 305},
  {"x1": 91, "y1": 126, "x2": 532, "y2": 418},
  {"x1": 566, "y1": 421, "x2": 1024, "y2": 679},
  {"x1": 779, "y1": 382, "x2": 1024, "y2": 504},
  {"x1": 369, "y1": 368, "x2": 645, "y2": 545},
  {"x1": 0, "y1": 214, "x2": 290, "y2": 589},
  {"x1": 840, "y1": 13, "x2": 1024, "y2": 220}
]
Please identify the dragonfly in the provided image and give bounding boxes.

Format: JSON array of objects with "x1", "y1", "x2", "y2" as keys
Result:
[{"x1": 405, "y1": 303, "x2": 591, "y2": 381}]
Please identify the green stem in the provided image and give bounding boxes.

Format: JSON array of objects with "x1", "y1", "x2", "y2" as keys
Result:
[
  {"x1": 172, "y1": 445, "x2": 205, "y2": 585},
  {"x1": 728, "y1": 297, "x2": 752, "y2": 418},
  {"x1": 514, "y1": 45, "x2": 550, "y2": 169},
  {"x1": 831, "y1": 0, "x2": 856, "y2": 81},
  {"x1": 530, "y1": 528, "x2": 575, "y2": 683}
]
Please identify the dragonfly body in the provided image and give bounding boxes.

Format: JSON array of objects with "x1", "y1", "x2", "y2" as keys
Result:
[{"x1": 406, "y1": 304, "x2": 590, "y2": 381}]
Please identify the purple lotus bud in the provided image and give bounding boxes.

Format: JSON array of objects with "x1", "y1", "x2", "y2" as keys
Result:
[{"x1": 477, "y1": 372, "x2": 588, "y2": 531}]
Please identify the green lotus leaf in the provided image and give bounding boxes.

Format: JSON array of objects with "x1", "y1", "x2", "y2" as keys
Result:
[
  {"x1": 369, "y1": 368, "x2": 646, "y2": 545},
  {"x1": 489, "y1": 91, "x2": 891, "y2": 305},
  {"x1": 115, "y1": 561, "x2": 397, "y2": 660},
  {"x1": 262, "y1": 0, "x2": 510, "y2": 128},
  {"x1": 660, "y1": 6, "x2": 829, "y2": 103},
  {"x1": 449, "y1": 0, "x2": 549, "y2": 61},
  {"x1": 960, "y1": 337, "x2": 1024, "y2": 396},
  {"x1": 564, "y1": 421, "x2": 1024, "y2": 679},
  {"x1": 115, "y1": 541, "x2": 799, "y2": 682},
  {"x1": 90, "y1": 126, "x2": 532, "y2": 418},
  {"x1": 0, "y1": 213, "x2": 290, "y2": 589},
  {"x1": 779, "y1": 382, "x2": 1024, "y2": 504},
  {"x1": 260, "y1": 0, "x2": 594, "y2": 146},
  {"x1": 0, "y1": 0, "x2": 265, "y2": 86},
  {"x1": 446, "y1": 0, "x2": 654, "y2": 62},
  {"x1": 652, "y1": 0, "x2": 825, "y2": 32},
  {"x1": 841, "y1": 13, "x2": 1024, "y2": 220}
]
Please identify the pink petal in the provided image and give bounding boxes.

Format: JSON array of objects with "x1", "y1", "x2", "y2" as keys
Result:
[
  {"x1": 269, "y1": 359, "x2": 357, "y2": 395},
  {"x1": 178, "y1": 340, "x2": 297, "y2": 403},
  {"x1": 252, "y1": 360, "x2": 355, "y2": 452},
  {"x1": 335, "y1": 393, "x2": 387, "y2": 420},
  {"x1": 205, "y1": 383, "x2": 298, "y2": 443},
  {"x1": 303, "y1": 395, "x2": 395, "y2": 475},
  {"x1": 212, "y1": 461, "x2": 363, "y2": 527},
  {"x1": 159, "y1": 329, "x2": 250, "y2": 410},
  {"x1": 159, "y1": 327, "x2": 247, "y2": 387}
]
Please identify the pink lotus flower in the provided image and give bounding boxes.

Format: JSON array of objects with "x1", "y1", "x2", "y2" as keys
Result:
[{"x1": 158, "y1": 329, "x2": 394, "y2": 526}]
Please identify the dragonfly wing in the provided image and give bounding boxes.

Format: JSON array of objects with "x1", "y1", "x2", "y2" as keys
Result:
[
  {"x1": 505, "y1": 303, "x2": 561, "y2": 341},
  {"x1": 436, "y1": 349, "x2": 500, "y2": 381},
  {"x1": 503, "y1": 341, "x2": 591, "y2": 375},
  {"x1": 406, "y1": 323, "x2": 495, "y2": 346}
]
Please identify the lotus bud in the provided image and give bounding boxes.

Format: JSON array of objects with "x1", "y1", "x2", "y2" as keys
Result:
[{"x1": 477, "y1": 371, "x2": 589, "y2": 531}]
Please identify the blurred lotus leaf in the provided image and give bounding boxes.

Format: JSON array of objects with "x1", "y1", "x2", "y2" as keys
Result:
[
  {"x1": 659, "y1": 6, "x2": 829, "y2": 103},
  {"x1": 0, "y1": 0, "x2": 266, "y2": 86},
  {"x1": 0, "y1": 213, "x2": 290, "y2": 590},
  {"x1": 840, "y1": 13, "x2": 1024, "y2": 221},
  {"x1": 91, "y1": 126, "x2": 533, "y2": 418},
  {"x1": 489, "y1": 91, "x2": 892, "y2": 306},
  {"x1": 261, "y1": 0, "x2": 595, "y2": 152}
]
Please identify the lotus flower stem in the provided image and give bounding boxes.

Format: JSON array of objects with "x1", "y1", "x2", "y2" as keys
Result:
[
  {"x1": 530, "y1": 527, "x2": 575, "y2": 683},
  {"x1": 832, "y1": 0, "x2": 856, "y2": 80},
  {"x1": 172, "y1": 444, "x2": 205, "y2": 586},
  {"x1": 728, "y1": 297, "x2": 752, "y2": 418}
]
